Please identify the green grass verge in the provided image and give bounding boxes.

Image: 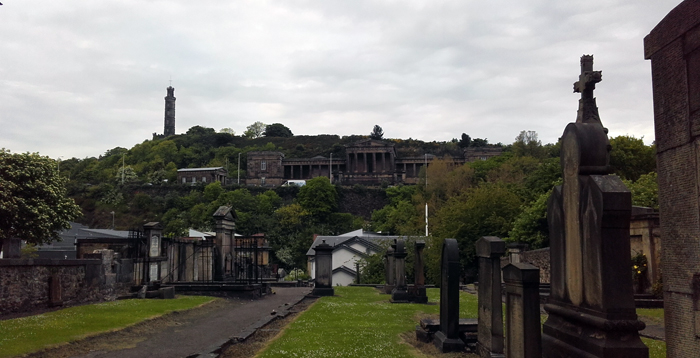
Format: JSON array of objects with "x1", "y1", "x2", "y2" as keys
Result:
[
  {"x1": 0, "y1": 295, "x2": 216, "y2": 358},
  {"x1": 637, "y1": 308, "x2": 664, "y2": 326},
  {"x1": 259, "y1": 287, "x2": 666, "y2": 358},
  {"x1": 257, "y1": 287, "x2": 476, "y2": 358}
]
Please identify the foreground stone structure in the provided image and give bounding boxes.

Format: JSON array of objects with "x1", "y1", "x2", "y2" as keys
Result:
[
  {"x1": 433, "y1": 238, "x2": 465, "y2": 353},
  {"x1": 476, "y1": 236, "x2": 505, "y2": 358},
  {"x1": 503, "y1": 263, "x2": 541, "y2": 358},
  {"x1": 312, "y1": 240, "x2": 334, "y2": 296},
  {"x1": 542, "y1": 55, "x2": 647, "y2": 357},
  {"x1": 645, "y1": 2, "x2": 700, "y2": 355},
  {"x1": 391, "y1": 239, "x2": 411, "y2": 302}
]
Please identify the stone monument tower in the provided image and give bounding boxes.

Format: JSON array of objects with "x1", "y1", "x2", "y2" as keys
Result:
[{"x1": 164, "y1": 86, "x2": 176, "y2": 137}]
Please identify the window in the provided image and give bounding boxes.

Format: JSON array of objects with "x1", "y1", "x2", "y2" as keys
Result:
[
  {"x1": 261, "y1": 161, "x2": 267, "y2": 171},
  {"x1": 480, "y1": 156, "x2": 487, "y2": 161},
  {"x1": 261, "y1": 177, "x2": 266, "y2": 185},
  {"x1": 202, "y1": 176, "x2": 207, "y2": 183},
  {"x1": 182, "y1": 177, "x2": 186, "y2": 184},
  {"x1": 192, "y1": 176, "x2": 196, "y2": 183}
]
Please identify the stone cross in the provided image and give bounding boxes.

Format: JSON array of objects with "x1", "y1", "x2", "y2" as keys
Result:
[
  {"x1": 542, "y1": 55, "x2": 647, "y2": 358},
  {"x1": 573, "y1": 55, "x2": 603, "y2": 124}
]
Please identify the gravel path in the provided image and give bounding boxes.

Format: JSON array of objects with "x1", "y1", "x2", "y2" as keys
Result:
[{"x1": 60, "y1": 287, "x2": 311, "y2": 358}]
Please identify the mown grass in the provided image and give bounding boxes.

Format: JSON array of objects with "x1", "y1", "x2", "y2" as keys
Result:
[
  {"x1": 0, "y1": 295, "x2": 215, "y2": 358},
  {"x1": 637, "y1": 308, "x2": 665, "y2": 326},
  {"x1": 257, "y1": 287, "x2": 478, "y2": 358},
  {"x1": 259, "y1": 287, "x2": 666, "y2": 358}
]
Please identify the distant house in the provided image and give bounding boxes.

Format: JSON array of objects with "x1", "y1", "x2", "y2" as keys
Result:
[
  {"x1": 306, "y1": 229, "x2": 409, "y2": 286},
  {"x1": 36, "y1": 222, "x2": 130, "y2": 259},
  {"x1": 177, "y1": 167, "x2": 228, "y2": 185}
]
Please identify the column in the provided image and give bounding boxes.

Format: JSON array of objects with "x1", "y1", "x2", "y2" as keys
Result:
[{"x1": 476, "y1": 236, "x2": 506, "y2": 358}]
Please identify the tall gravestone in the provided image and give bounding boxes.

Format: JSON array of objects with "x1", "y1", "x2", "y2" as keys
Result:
[
  {"x1": 476, "y1": 236, "x2": 505, "y2": 358},
  {"x1": 312, "y1": 239, "x2": 334, "y2": 296},
  {"x1": 542, "y1": 55, "x2": 647, "y2": 357},
  {"x1": 143, "y1": 222, "x2": 163, "y2": 283},
  {"x1": 412, "y1": 240, "x2": 428, "y2": 303},
  {"x1": 213, "y1": 206, "x2": 236, "y2": 281},
  {"x1": 433, "y1": 238, "x2": 465, "y2": 352},
  {"x1": 503, "y1": 263, "x2": 541, "y2": 358},
  {"x1": 391, "y1": 239, "x2": 411, "y2": 302},
  {"x1": 645, "y1": 2, "x2": 700, "y2": 356},
  {"x1": 384, "y1": 245, "x2": 396, "y2": 294}
]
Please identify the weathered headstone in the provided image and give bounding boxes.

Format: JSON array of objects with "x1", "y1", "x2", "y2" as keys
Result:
[
  {"x1": 542, "y1": 55, "x2": 647, "y2": 358},
  {"x1": 213, "y1": 206, "x2": 236, "y2": 281},
  {"x1": 312, "y1": 239, "x2": 334, "y2": 296},
  {"x1": 411, "y1": 240, "x2": 428, "y2": 303},
  {"x1": 503, "y1": 263, "x2": 540, "y2": 358},
  {"x1": 383, "y1": 245, "x2": 396, "y2": 294},
  {"x1": 391, "y1": 239, "x2": 411, "y2": 302},
  {"x1": 143, "y1": 222, "x2": 163, "y2": 283},
  {"x1": 645, "y1": 2, "x2": 700, "y2": 356},
  {"x1": 476, "y1": 236, "x2": 505, "y2": 358},
  {"x1": 433, "y1": 238, "x2": 465, "y2": 353}
]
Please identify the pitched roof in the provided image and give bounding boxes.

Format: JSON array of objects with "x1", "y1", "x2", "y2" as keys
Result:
[{"x1": 306, "y1": 229, "x2": 401, "y2": 256}]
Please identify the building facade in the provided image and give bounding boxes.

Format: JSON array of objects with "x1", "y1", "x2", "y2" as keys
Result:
[
  {"x1": 177, "y1": 167, "x2": 228, "y2": 185},
  {"x1": 247, "y1": 139, "x2": 502, "y2": 187}
]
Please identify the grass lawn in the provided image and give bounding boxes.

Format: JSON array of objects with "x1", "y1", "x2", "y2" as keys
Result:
[
  {"x1": 0, "y1": 295, "x2": 215, "y2": 358},
  {"x1": 257, "y1": 287, "x2": 477, "y2": 358},
  {"x1": 258, "y1": 287, "x2": 666, "y2": 358}
]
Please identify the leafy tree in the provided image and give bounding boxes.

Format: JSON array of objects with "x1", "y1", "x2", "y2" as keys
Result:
[
  {"x1": 297, "y1": 177, "x2": 338, "y2": 221},
  {"x1": 219, "y1": 128, "x2": 236, "y2": 136},
  {"x1": 0, "y1": 150, "x2": 82, "y2": 250},
  {"x1": 609, "y1": 135, "x2": 656, "y2": 181},
  {"x1": 458, "y1": 133, "x2": 472, "y2": 148},
  {"x1": 264, "y1": 123, "x2": 294, "y2": 138},
  {"x1": 512, "y1": 130, "x2": 545, "y2": 158},
  {"x1": 369, "y1": 125, "x2": 384, "y2": 140},
  {"x1": 470, "y1": 138, "x2": 489, "y2": 147},
  {"x1": 624, "y1": 172, "x2": 659, "y2": 209},
  {"x1": 244, "y1": 121, "x2": 266, "y2": 139},
  {"x1": 507, "y1": 191, "x2": 550, "y2": 249},
  {"x1": 186, "y1": 126, "x2": 216, "y2": 136}
]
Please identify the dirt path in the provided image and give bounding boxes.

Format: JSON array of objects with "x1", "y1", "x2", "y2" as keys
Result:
[{"x1": 24, "y1": 287, "x2": 311, "y2": 358}]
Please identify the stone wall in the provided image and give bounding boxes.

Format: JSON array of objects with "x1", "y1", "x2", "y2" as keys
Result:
[
  {"x1": 0, "y1": 250, "x2": 130, "y2": 316},
  {"x1": 501, "y1": 247, "x2": 551, "y2": 284}
]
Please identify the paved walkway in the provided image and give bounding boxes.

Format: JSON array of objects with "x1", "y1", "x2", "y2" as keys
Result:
[{"x1": 71, "y1": 287, "x2": 311, "y2": 358}]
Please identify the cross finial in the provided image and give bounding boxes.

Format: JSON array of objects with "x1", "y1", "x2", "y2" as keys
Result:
[
  {"x1": 573, "y1": 55, "x2": 601, "y2": 99},
  {"x1": 169, "y1": 76, "x2": 172, "y2": 87}
]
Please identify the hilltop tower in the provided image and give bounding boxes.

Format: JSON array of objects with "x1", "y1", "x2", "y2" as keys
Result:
[{"x1": 164, "y1": 86, "x2": 176, "y2": 137}]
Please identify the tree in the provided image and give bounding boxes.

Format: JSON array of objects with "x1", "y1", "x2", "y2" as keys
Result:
[
  {"x1": 471, "y1": 138, "x2": 489, "y2": 147},
  {"x1": 609, "y1": 135, "x2": 656, "y2": 181},
  {"x1": 624, "y1": 172, "x2": 659, "y2": 209},
  {"x1": 186, "y1": 126, "x2": 216, "y2": 136},
  {"x1": 244, "y1": 121, "x2": 266, "y2": 139},
  {"x1": 219, "y1": 128, "x2": 236, "y2": 136},
  {"x1": 369, "y1": 125, "x2": 384, "y2": 140},
  {"x1": 512, "y1": 130, "x2": 545, "y2": 158},
  {"x1": 458, "y1": 133, "x2": 472, "y2": 148},
  {"x1": 297, "y1": 177, "x2": 338, "y2": 221},
  {"x1": 264, "y1": 123, "x2": 293, "y2": 138},
  {"x1": 0, "y1": 150, "x2": 82, "y2": 251}
]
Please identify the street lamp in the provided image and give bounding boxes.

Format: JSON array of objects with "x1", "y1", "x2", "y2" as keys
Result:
[
  {"x1": 238, "y1": 153, "x2": 241, "y2": 185},
  {"x1": 110, "y1": 211, "x2": 115, "y2": 230}
]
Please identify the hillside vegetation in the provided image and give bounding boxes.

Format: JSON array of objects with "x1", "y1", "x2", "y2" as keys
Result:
[{"x1": 52, "y1": 125, "x2": 656, "y2": 279}]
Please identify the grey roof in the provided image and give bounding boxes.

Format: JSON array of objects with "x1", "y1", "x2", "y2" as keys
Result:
[
  {"x1": 37, "y1": 222, "x2": 131, "y2": 251},
  {"x1": 306, "y1": 230, "x2": 402, "y2": 256},
  {"x1": 177, "y1": 167, "x2": 225, "y2": 172}
]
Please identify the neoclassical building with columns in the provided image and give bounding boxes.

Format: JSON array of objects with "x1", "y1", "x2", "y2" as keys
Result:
[{"x1": 246, "y1": 139, "x2": 501, "y2": 187}]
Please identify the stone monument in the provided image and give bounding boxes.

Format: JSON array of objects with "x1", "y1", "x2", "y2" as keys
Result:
[
  {"x1": 391, "y1": 239, "x2": 411, "y2": 302},
  {"x1": 433, "y1": 238, "x2": 465, "y2": 353},
  {"x1": 410, "y1": 240, "x2": 428, "y2": 303},
  {"x1": 503, "y1": 263, "x2": 541, "y2": 358},
  {"x1": 476, "y1": 236, "x2": 505, "y2": 358},
  {"x1": 645, "y1": 2, "x2": 700, "y2": 356},
  {"x1": 542, "y1": 55, "x2": 647, "y2": 357},
  {"x1": 312, "y1": 239, "x2": 334, "y2": 296},
  {"x1": 383, "y1": 244, "x2": 396, "y2": 294}
]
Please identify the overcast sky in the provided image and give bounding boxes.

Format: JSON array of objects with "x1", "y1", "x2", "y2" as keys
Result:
[{"x1": 0, "y1": 0, "x2": 681, "y2": 159}]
